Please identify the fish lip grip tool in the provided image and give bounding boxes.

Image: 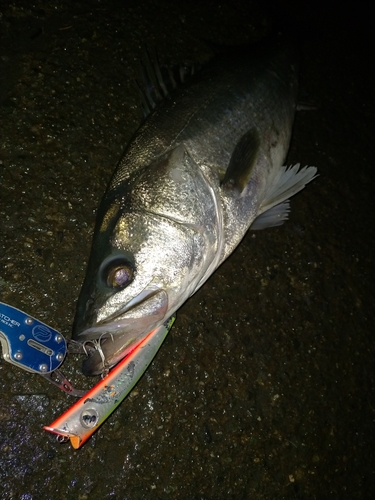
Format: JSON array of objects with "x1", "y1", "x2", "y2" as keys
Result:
[
  {"x1": 0, "y1": 301, "x2": 85, "y2": 397},
  {"x1": 44, "y1": 316, "x2": 175, "y2": 449},
  {"x1": 1, "y1": 301, "x2": 174, "y2": 447}
]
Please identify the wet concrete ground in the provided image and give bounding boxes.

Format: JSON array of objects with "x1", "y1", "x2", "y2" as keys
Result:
[{"x1": 0, "y1": 1, "x2": 374, "y2": 499}]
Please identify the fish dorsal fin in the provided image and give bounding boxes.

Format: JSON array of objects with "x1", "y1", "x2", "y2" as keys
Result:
[
  {"x1": 136, "y1": 47, "x2": 197, "y2": 118},
  {"x1": 137, "y1": 47, "x2": 169, "y2": 116},
  {"x1": 221, "y1": 128, "x2": 260, "y2": 192}
]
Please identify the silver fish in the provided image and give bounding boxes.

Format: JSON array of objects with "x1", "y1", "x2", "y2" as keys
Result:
[{"x1": 73, "y1": 36, "x2": 317, "y2": 375}]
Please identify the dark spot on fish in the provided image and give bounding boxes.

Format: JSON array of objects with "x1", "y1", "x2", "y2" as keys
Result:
[{"x1": 222, "y1": 128, "x2": 260, "y2": 192}]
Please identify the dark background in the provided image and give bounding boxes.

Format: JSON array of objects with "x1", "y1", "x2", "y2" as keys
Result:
[{"x1": 0, "y1": 1, "x2": 374, "y2": 498}]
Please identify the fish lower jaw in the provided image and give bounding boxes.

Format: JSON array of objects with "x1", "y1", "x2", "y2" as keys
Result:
[
  {"x1": 77, "y1": 288, "x2": 169, "y2": 341},
  {"x1": 80, "y1": 325, "x2": 158, "y2": 376}
]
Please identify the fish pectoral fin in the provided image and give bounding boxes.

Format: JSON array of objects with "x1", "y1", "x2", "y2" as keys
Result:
[
  {"x1": 221, "y1": 128, "x2": 260, "y2": 192},
  {"x1": 251, "y1": 164, "x2": 318, "y2": 230}
]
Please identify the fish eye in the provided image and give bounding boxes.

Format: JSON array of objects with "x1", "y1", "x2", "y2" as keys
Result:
[
  {"x1": 107, "y1": 264, "x2": 133, "y2": 288},
  {"x1": 99, "y1": 255, "x2": 135, "y2": 289}
]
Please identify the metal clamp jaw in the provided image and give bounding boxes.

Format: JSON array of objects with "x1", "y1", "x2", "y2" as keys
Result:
[{"x1": 0, "y1": 302, "x2": 85, "y2": 397}]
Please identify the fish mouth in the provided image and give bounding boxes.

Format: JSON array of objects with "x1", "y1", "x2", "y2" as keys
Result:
[
  {"x1": 77, "y1": 287, "x2": 168, "y2": 340},
  {"x1": 77, "y1": 287, "x2": 168, "y2": 376}
]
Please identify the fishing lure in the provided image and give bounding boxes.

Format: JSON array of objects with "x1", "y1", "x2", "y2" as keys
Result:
[{"x1": 44, "y1": 316, "x2": 174, "y2": 448}]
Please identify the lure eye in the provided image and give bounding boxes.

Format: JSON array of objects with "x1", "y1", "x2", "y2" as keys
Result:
[{"x1": 107, "y1": 264, "x2": 133, "y2": 289}]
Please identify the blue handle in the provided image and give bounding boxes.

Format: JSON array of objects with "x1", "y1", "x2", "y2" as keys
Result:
[{"x1": 0, "y1": 302, "x2": 67, "y2": 374}]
